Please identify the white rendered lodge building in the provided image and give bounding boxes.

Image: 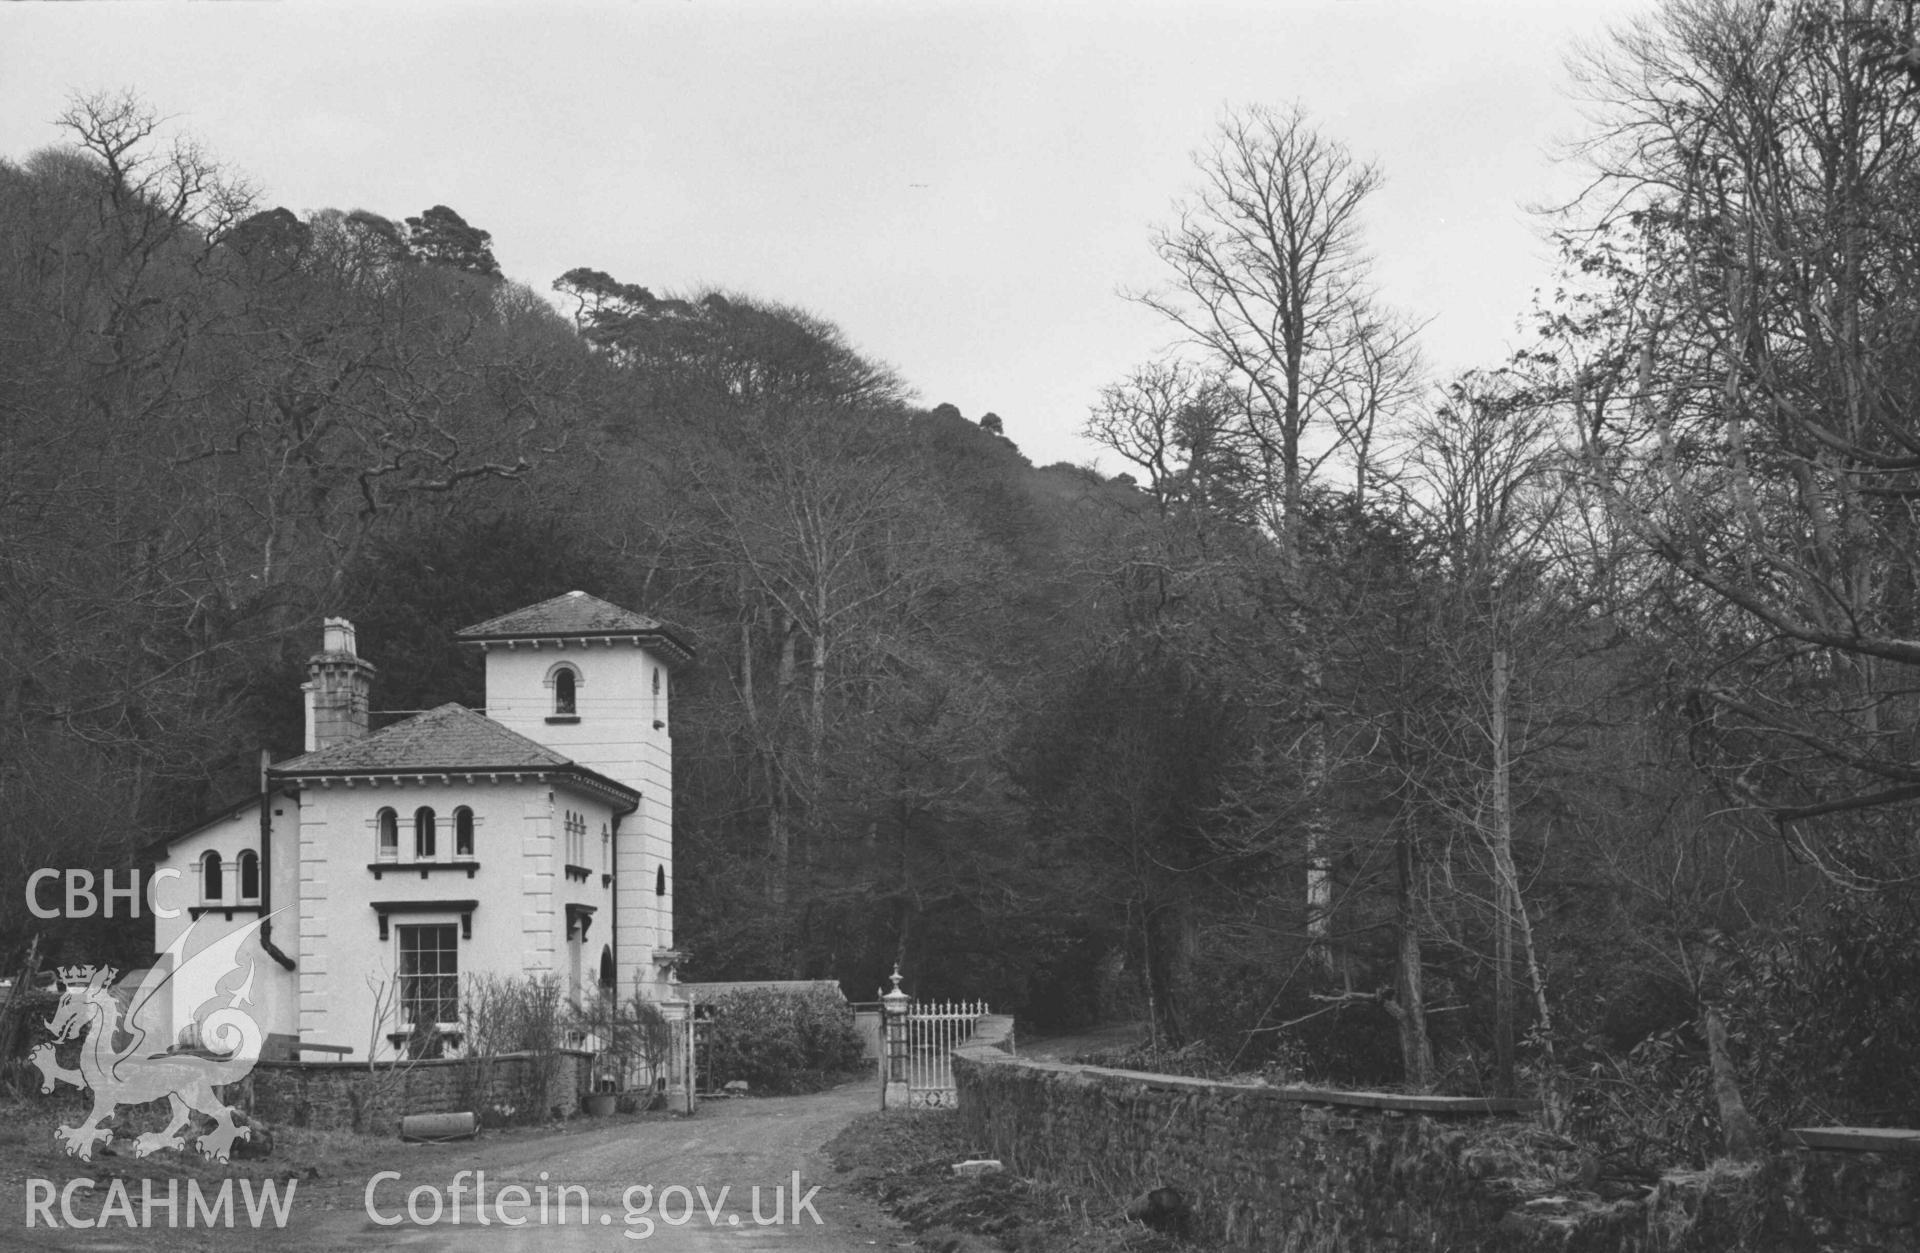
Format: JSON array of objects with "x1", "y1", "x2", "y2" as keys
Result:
[{"x1": 148, "y1": 592, "x2": 695, "y2": 1061}]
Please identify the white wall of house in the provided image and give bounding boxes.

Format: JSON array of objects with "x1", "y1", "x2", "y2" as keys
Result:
[
  {"x1": 479, "y1": 641, "x2": 675, "y2": 1000},
  {"x1": 149, "y1": 802, "x2": 299, "y2": 1053},
  {"x1": 287, "y1": 776, "x2": 624, "y2": 1059}
]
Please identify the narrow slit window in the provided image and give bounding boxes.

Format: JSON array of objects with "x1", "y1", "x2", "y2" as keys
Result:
[
  {"x1": 655, "y1": 864, "x2": 666, "y2": 897},
  {"x1": 564, "y1": 809, "x2": 587, "y2": 866}
]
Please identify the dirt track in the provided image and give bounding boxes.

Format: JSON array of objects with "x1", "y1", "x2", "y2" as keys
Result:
[{"x1": 13, "y1": 1080, "x2": 913, "y2": 1252}]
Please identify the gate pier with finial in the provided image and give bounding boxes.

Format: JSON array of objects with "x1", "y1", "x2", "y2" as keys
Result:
[{"x1": 880, "y1": 966, "x2": 910, "y2": 1110}]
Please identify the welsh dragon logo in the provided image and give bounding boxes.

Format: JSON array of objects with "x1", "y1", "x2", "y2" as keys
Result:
[{"x1": 28, "y1": 913, "x2": 278, "y2": 1163}]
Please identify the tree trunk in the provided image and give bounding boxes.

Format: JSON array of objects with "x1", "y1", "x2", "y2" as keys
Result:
[
  {"x1": 1702, "y1": 1007, "x2": 1760, "y2": 1162},
  {"x1": 777, "y1": 611, "x2": 797, "y2": 691},
  {"x1": 763, "y1": 753, "x2": 790, "y2": 912},
  {"x1": 1491, "y1": 648, "x2": 1516, "y2": 1098},
  {"x1": 1302, "y1": 659, "x2": 1333, "y2": 975},
  {"x1": 740, "y1": 612, "x2": 790, "y2": 913},
  {"x1": 1391, "y1": 831, "x2": 1435, "y2": 1091},
  {"x1": 1144, "y1": 900, "x2": 1197, "y2": 1048}
]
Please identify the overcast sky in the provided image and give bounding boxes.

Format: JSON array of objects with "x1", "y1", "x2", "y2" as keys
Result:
[{"x1": 1, "y1": 0, "x2": 1651, "y2": 471}]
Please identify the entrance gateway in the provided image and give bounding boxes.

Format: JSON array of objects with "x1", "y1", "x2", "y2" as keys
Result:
[{"x1": 877, "y1": 969, "x2": 989, "y2": 1110}]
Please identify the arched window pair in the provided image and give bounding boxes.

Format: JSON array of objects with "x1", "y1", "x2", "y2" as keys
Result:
[
  {"x1": 200, "y1": 850, "x2": 259, "y2": 902},
  {"x1": 376, "y1": 806, "x2": 475, "y2": 861}
]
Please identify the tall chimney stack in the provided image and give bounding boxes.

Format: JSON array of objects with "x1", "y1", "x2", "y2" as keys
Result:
[{"x1": 306, "y1": 617, "x2": 375, "y2": 751}]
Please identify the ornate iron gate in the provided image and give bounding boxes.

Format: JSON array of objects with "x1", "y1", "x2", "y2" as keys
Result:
[
  {"x1": 879, "y1": 969, "x2": 988, "y2": 1110},
  {"x1": 906, "y1": 999, "x2": 989, "y2": 1108}
]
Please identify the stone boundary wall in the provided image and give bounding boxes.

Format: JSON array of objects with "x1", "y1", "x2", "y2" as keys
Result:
[
  {"x1": 953, "y1": 1034, "x2": 1531, "y2": 1249},
  {"x1": 1758, "y1": 1135, "x2": 1920, "y2": 1250},
  {"x1": 952, "y1": 1032, "x2": 1920, "y2": 1251},
  {"x1": 246, "y1": 1049, "x2": 591, "y2": 1134}
]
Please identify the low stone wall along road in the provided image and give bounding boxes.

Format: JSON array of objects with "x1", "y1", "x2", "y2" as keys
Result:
[{"x1": 17, "y1": 1080, "x2": 910, "y2": 1252}]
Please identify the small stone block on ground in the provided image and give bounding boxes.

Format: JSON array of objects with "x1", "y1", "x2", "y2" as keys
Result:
[{"x1": 950, "y1": 1159, "x2": 1003, "y2": 1176}]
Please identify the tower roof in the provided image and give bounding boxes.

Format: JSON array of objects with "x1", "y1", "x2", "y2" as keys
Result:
[{"x1": 455, "y1": 591, "x2": 695, "y2": 664}]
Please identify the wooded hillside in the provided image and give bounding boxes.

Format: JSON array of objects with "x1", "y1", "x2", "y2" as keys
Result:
[{"x1": 8, "y1": 1, "x2": 1920, "y2": 1171}]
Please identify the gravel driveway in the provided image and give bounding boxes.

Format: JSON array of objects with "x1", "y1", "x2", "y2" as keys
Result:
[{"x1": 15, "y1": 1080, "x2": 913, "y2": 1253}]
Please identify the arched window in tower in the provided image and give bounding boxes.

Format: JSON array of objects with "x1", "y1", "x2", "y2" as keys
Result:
[
  {"x1": 656, "y1": 864, "x2": 666, "y2": 897},
  {"x1": 376, "y1": 807, "x2": 399, "y2": 862},
  {"x1": 415, "y1": 807, "x2": 437, "y2": 859},
  {"x1": 238, "y1": 850, "x2": 260, "y2": 901},
  {"x1": 554, "y1": 666, "x2": 577, "y2": 716},
  {"x1": 201, "y1": 851, "x2": 223, "y2": 901},
  {"x1": 454, "y1": 807, "x2": 475, "y2": 858},
  {"x1": 599, "y1": 946, "x2": 615, "y2": 992}
]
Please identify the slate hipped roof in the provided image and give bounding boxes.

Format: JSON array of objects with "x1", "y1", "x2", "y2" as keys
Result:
[
  {"x1": 455, "y1": 590, "x2": 696, "y2": 664},
  {"x1": 269, "y1": 703, "x2": 638, "y2": 807}
]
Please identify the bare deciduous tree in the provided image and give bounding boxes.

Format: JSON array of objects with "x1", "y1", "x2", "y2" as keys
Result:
[
  {"x1": 1556, "y1": 0, "x2": 1920, "y2": 883},
  {"x1": 1134, "y1": 102, "x2": 1412, "y2": 554},
  {"x1": 1134, "y1": 103, "x2": 1423, "y2": 967},
  {"x1": 1084, "y1": 359, "x2": 1258, "y2": 527}
]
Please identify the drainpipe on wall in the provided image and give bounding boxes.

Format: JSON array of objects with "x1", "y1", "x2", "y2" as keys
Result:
[
  {"x1": 609, "y1": 811, "x2": 620, "y2": 1001},
  {"x1": 257, "y1": 748, "x2": 296, "y2": 972}
]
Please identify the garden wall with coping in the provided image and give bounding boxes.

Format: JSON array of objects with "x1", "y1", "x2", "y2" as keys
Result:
[
  {"x1": 952, "y1": 1026, "x2": 1920, "y2": 1251},
  {"x1": 244, "y1": 1048, "x2": 591, "y2": 1134}
]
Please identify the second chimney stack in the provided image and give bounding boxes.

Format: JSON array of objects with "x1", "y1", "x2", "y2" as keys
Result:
[{"x1": 306, "y1": 617, "x2": 376, "y2": 752}]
